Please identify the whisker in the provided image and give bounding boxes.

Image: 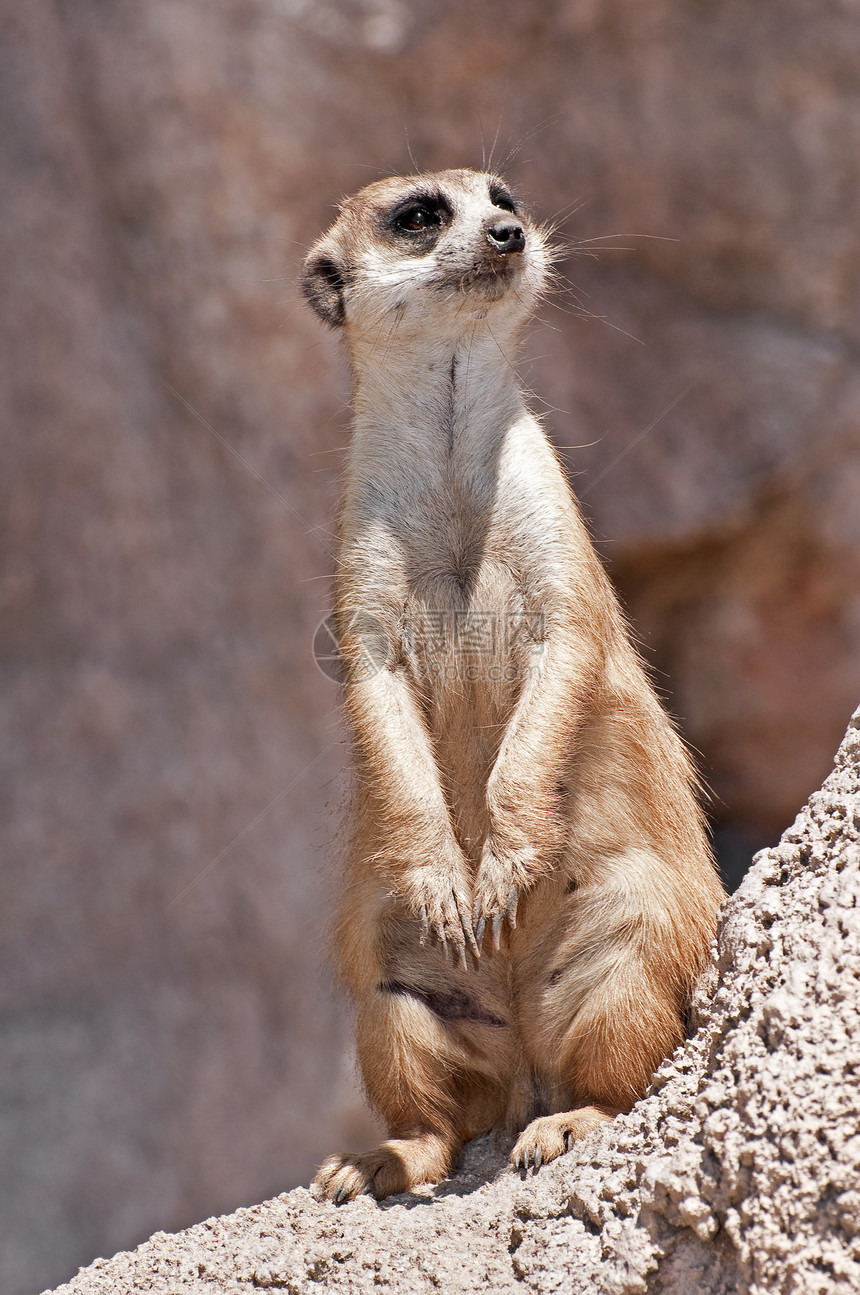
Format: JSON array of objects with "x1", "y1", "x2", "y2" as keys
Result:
[
  {"x1": 487, "y1": 87, "x2": 509, "y2": 173},
  {"x1": 575, "y1": 232, "x2": 680, "y2": 246},
  {"x1": 403, "y1": 113, "x2": 420, "y2": 174},
  {"x1": 497, "y1": 115, "x2": 562, "y2": 172},
  {"x1": 544, "y1": 198, "x2": 585, "y2": 229}
]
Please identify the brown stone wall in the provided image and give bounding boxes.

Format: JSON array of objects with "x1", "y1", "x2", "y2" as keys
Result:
[{"x1": 2, "y1": 3, "x2": 858, "y2": 1292}]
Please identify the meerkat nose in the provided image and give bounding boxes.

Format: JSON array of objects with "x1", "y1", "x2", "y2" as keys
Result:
[{"x1": 486, "y1": 221, "x2": 525, "y2": 254}]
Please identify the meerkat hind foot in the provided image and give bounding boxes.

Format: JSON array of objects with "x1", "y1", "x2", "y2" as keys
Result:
[
  {"x1": 510, "y1": 1105, "x2": 617, "y2": 1171},
  {"x1": 315, "y1": 1132, "x2": 456, "y2": 1204}
]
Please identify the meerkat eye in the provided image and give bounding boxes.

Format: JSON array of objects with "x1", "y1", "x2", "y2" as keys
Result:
[
  {"x1": 394, "y1": 204, "x2": 440, "y2": 232},
  {"x1": 490, "y1": 189, "x2": 518, "y2": 215}
]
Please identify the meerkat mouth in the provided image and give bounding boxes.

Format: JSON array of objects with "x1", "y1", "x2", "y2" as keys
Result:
[{"x1": 435, "y1": 256, "x2": 522, "y2": 301}]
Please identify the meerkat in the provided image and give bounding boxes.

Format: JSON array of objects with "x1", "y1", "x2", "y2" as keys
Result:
[{"x1": 301, "y1": 168, "x2": 725, "y2": 1203}]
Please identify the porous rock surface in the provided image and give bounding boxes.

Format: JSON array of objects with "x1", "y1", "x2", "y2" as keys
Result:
[{"x1": 48, "y1": 707, "x2": 860, "y2": 1295}]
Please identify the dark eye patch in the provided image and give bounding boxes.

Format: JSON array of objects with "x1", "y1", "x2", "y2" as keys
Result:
[
  {"x1": 394, "y1": 205, "x2": 440, "y2": 232},
  {"x1": 489, "y1": 183, "x2": 520, "y2": 215},
  {"x1": 388, "y1": 191, "x2": 452, "y2": 237}
]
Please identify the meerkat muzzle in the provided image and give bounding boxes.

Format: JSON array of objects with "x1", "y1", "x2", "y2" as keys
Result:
[{"x1": 486, "y1": 220, "x2": 526, "y2": 254}]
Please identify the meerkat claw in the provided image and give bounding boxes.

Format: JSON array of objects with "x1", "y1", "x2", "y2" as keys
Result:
[{"x1": 492, "y1": 912, "x2": 504, "y2": 950}]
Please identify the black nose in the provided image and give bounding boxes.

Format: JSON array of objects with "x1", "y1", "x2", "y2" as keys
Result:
[{"x1": 487, "y1": 221, "x2": 525, "y2": 254}]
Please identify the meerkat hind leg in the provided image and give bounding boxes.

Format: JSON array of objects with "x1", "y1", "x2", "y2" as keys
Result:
[
  {"x1": 315, "y1": 1128, "x2": 458, "y2": 1203},
  {"x1": 314, "y1": 971, "x2": 509, "y2": 1203},
  {"x1": 510, "y1": 1104, "x2": 617, "y2": 1170}
]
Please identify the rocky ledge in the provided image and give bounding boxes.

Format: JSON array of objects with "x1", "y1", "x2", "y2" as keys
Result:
[{"x1": 47, "y1": 707, "x2": 860, "y2": 1295}]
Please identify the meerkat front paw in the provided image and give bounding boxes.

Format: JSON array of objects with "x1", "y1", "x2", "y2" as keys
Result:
[
  {"x1": 406, "y1": 863, "x2": 479, "y2": 966},
  {"x1": 472, "y1": 863, "x2": 519, "y2": 952},
  {"x1": 471, "y1": 832, "x2": 538, "y2": 950}
]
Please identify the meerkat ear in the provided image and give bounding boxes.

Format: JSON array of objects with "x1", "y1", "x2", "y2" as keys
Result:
[{"x1": 301, "y1": 245, "x2": 348, "y2": 328}]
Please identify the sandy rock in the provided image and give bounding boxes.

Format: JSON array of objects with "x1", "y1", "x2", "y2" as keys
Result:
[{"x1": 45, "y1": 707, "x2": 860, "y2": 1295}]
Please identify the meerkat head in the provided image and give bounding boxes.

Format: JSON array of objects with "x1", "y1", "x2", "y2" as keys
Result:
[{"x1": 301, "y1": 169, "x2": 550, "y2": 342}]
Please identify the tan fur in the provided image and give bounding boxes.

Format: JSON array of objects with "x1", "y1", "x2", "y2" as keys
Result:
[{"x1": 302, "y1": 169, "x2": 725, "y2": 1202}]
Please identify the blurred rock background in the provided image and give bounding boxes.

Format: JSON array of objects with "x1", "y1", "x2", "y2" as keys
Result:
[{"x1": 2, "y1": 2, "x2": 858, "y2": 1292}]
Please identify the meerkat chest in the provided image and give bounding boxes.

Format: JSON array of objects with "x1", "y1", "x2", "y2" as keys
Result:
[
  {"x1": 397, "y1": 495, "x2": 543, "y2": 707},
  {"x1": 340, "y1": 415, "x2": 563, "y2": 697}
]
